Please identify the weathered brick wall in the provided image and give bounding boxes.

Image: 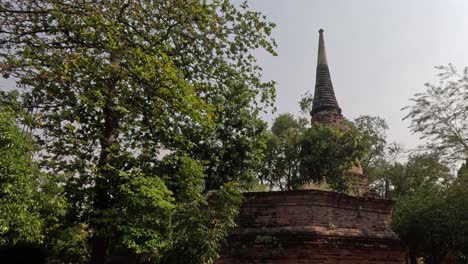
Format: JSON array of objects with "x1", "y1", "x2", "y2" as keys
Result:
[
  {"x1": 238, "y1": 190, "x2": 393, "y2": 231},
  {"x1": 217, "y1": 190, "x2": 406, "y2": 264}
]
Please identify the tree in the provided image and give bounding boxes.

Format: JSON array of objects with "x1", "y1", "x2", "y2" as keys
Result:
[
  {"x1": 390, "y1": 153, "x2": 453, "y2": 198},
  {"x1": 445, "y1": 182, "x2": 468, "y2": 261},
  {"x1": 160, "y1": 156, "x2": 242, "y2": 264},
  {"x1": 298, "y1": 91, "x2": 314, "y2": 117},
  {"x1": 353, "y1": 115, "x2": 388, "y2": 172},
  {"x1": 396, "y1": 63, "x2": 468, "y2": 261},
  {"x1": 393, "y1": 187, "x2": 452, "y2": 264},
  {"x1": 403, "y1": 64, "x2": 468, "y2": 162},
  {"x1": 0, "y1": 109, "x2": 65, "y2": 259},
  {"x1": 258, "y1": 113, "x2": 304, "y2": 190},
  {"x1": 365, "y1": 142, "x2": 405, "y2": 198},
  {"x1": 390, "y1": 153, "x2": 463, "y2": 263},
  {"x1": 299, "y1": 124, "x2": 367, "y2": 192},
  {"x1": 457, "y1": 161, "x2": 468, "y2": 185},
  {"x1": 393, "y1": 175, "x2": 468, "y2": 264},
  {"x1": 260, "y1": 112, "x2": 369, "y2": 192},
  {"x1": 191, "y1": 82, "x2": 270, "y2": 192},
  {"x1": 0, "y1": 0, "x2": 276, "y2": 263}
]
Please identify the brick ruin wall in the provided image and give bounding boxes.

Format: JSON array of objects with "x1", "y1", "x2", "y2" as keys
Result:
[{"x1": 217, "y1": 190, "x2": 406, "y2": 264}]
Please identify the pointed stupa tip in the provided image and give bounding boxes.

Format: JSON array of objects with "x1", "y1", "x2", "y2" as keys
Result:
[
  {"x1": 311, "y1": 28, "x2": 342, "y2": 116},
  {"x1": 317, "y1": 29, "x2": 328, "y2": 65}
]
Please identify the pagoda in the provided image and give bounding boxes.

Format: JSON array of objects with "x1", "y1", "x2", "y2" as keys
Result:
[
  {"x1": 311, "y1": 29, "x2": 344, "y2": 126},
  {"x1": 216, "y1": 30, "x2": 407, "y2": 264}
]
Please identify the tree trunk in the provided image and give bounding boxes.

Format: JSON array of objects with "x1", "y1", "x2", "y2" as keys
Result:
[
  {"x1": 91, "y1": 108, "x2": 119, "y2": 263},
  {"x1": 90, "y1": 60, "x2": 121, "y2": 263}
]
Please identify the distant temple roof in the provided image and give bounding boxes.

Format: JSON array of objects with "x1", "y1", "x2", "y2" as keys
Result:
[{"x1": 311, "y1": 29, "x2": 342, "y2": 116}]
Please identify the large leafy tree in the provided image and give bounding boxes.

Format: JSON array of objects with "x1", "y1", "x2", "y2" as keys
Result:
[
  {"x1": 0, "y1": 0, "x2": 276, "y2": 263},
  {"x1": 404, "y1": 64, "x2": 468, "y2": 162}
]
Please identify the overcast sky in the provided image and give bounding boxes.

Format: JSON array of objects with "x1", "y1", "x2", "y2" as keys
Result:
[
  {"x1": 248, "y1": 0, "x2": 468, "y2": 149},
  {"x1": 1, "y1": 0, "x2": 468, "y2": 150}
]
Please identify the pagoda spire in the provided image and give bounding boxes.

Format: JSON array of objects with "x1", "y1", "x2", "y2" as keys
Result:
[{"x1": 311, "y1": 29, "x2": 342, "y2": 117}]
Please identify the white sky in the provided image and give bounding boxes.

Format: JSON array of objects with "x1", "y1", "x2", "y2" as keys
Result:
[
  {"x1": 2, "y1": 0, "x2": 468, "y2": 150},
  {"x1": 248, "y1": 0, "x2": 468, "y2": 149}
]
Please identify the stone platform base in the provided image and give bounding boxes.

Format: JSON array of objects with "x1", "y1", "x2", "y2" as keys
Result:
[{"x1": 216, "y1": 190, "x2": 407, "y2": 264}]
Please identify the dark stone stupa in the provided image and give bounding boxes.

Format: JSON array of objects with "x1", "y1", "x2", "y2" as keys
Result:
[
  {"x1": 310, "y1": 29, "x2": 345, "y2": 127},
  {"x1": 312, "y1": 29, "x2": 342, "y2": 116}
]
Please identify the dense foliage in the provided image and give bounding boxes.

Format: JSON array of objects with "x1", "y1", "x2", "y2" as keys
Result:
[
  {"x1": 258, "y1": 113, "x2": 368, "y2": 192},
  {"x1": 0, "y1": 111, "x2": 64, "y2": 246},
  {"x1": 299, "y1": 123, "x2": 367, "y2": 191},
  {"x1": 0, "y1": 0, "x2": 276, "y2": 263},
  {"x1": 353, "y1": 115, "x2": 388, "y2": 172},
  {"x1": 258, "y1": 114, "x2": 304, "y2": 190},
  {"x1": 0, "y1": 110, "x2": 65, "y2": 262},
  {"x1": 393, "y1": 175, "x2": 468, "y2": 264}
]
